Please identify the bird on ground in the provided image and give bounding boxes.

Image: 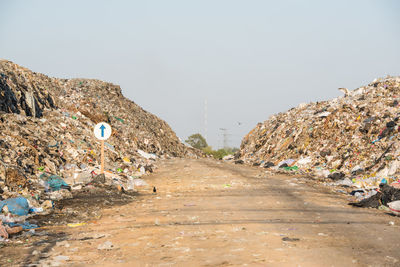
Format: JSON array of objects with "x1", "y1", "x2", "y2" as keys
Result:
[{"x1": 153, "y1": 186, "x2": 157, "y2": 193}]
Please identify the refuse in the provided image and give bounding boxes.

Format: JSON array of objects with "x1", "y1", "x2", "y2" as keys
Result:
[
  {"x1": 283, "y1": 166, "x2": 298, "y2": 171},
  {"x1": 4, "y1": 221, "x2": 38, "y2": 230},
  {"x1": 132, "y1": 178, "x2": 148, "y2": 187},
  {"x1": 350, "y1": 189, "x2": 364, "y2": 196},
  {"x1": 264, "y1": 161, "x2": 275, "y2": 168},
  {"x1": 0, "y1": 197, "x2": 30, "y2": 216},
  {"x1": 278, "y1": 159, "x2": 295, "y2": 167},
  {"x1": 237, "y1": 76, "x2": 400, "y2": 182},
  {"x1": 282, "y1": 237, "x2": 300, "y2": 242},
  {"x1": 388, "y1": 201, "x2": 400, "y2": 216},
  {"x1": 0, "y1": 222, "x2": 9, "y2": 239},
  {"x1": 335, "y1": 178, "x2": 353, "y2": 187},
  {"x1": 378, "y1": 205, "x2": 390, "y2": 211},
  {"x1": 0, "y1": 59, "x2": 202, "y2": 202},
  {"x1": 296, "y1": 157, "x2": 312, "y2": 166},
  {"x1": 5, "y1": 168, "x2": 27, "y2": 191},
  {"x1": 222, "y1": 154, "x2": 234, "y2": 161},
  {"x1": 0, "y1": 221, "x2": 23, "y2": 239},
  {"x1": 97, "y1": 241, "x2": 115, "y2": 250},
  {"x1": 53, "y1": 255, "x2": 70, "y2": 261},
  {"x1": 40, "y1": 173, "x2": 71, "y2": 192},
  {"x1": 0, "y1": 59, "x2": 205, "y2": 243},
  {"x1": 137, "y1": 150, "x2": 157, "y2": 160},
  {"x1": 67, "y1": 222, "x2": 87, "y2": 227},
  {"x1": 48, "y1": 189, "x2": 73, "y2": 200},
  {"x1": 391, "y1": 182, "x2": 400, "y2": 189},
  {"x1": 92, "y1": 174, "x2": 105, "y2": 184},
  {"x1": 349, "y1": 184, "x2": 400, "y2": 208},
  {"x1": 328, "y1": 172, "x2": 345, "y2": 181}
]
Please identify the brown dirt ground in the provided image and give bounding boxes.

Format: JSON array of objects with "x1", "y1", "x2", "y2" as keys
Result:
[{"x1": 1, "y1": 158, "x2": 400, "y2": 266}]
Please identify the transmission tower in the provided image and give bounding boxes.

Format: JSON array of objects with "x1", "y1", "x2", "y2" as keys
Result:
[
  {"x1": 204, "y1": 98, "x2": 208, "y2": 142},
  {"x1": 219, "y1": 128, "x2": 230, "y2": 149}
]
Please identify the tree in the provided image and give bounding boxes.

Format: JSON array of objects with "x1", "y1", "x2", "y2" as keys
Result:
[{"x1": 185, "y1": 133, "x2": 208, "y2": 149}]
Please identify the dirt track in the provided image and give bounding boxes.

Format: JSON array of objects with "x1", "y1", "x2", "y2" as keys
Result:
[{"x1": 6, "y1": 159, "x2": 400, "y2": 266}]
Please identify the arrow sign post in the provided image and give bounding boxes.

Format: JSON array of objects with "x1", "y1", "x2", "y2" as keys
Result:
[
  {"x1": 94, "y1": 122, "x2": 112, "y2": 174},
  {"x1": 101, "y1": 140, "x2": 105, "y2": 174}
]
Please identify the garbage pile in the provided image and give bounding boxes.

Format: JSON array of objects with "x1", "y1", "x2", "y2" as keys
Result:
[
  {"x1": 237, "y1": 76, "x2": 400, "y2": 212},
  {"x1": 0, "y1": 59, "x2": 200, "y2": 238}
]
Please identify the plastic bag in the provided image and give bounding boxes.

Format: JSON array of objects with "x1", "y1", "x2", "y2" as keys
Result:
[
  {"x1": 40, "y1": 173, "x2": 71, "y2": 191},
  {"x1": 388, "y1": 200, "x2": 400, "y2": 216},
  {"x1": 0, "y1": 197, "x2": 30, "y2": 216}
]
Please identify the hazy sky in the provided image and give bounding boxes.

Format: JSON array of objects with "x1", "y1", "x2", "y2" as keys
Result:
[{"x1": 0, "y1": 1, "x2": 399, "y2": 148}]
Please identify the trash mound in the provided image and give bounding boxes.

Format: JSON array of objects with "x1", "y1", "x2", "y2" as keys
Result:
[
  {"x1": 238, "y1": 76, "x2": 400, "y2": 181},
  {"x1": 0, "y1": 59, "x2": 198, "y2": 157},
  {"x1": 0, "y1": 59, "x2": 200, "y2": 238},
  {"x1": 236, "y1": 76, "x2": 400, "y2": 212},
  {"x1": 0, "y1": 61, "x2": 57, "y2": 118}
]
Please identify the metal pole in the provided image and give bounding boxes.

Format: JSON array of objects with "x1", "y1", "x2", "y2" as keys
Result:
[
  {"x1": 101, "y1": 140, "x2": 105, "y2": 174},
  {"x1": 204, "y1": 98, "x2": 208, "y2": 142}
]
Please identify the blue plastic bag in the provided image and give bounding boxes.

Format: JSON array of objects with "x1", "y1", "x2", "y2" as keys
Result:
[
  {"x1": 40, "y1": 173, "x2": 71, "y2": 192},
  {"x1": 4, "y1": 221, "x2": 38, "y2": 229},
  {"x1": 0, "y1": 197, "x2": 30, "y2": 216},
  {"x1": 46, "y1": 175, "x2": 70, "y2": 191}
]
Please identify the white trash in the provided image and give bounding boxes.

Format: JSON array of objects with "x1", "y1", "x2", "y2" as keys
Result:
[
  {"x1": 222, "y1": 154, "x2": 234, "y2": 161},
  {"x1": 388, "y1": 201, "x2": 400, "y2": 216},
  {"x1": 137, "y1": 150, "x2": 157, "y2": 160},
  {"x1": 337, "y1": 178, "x2": 353, "y2": 187},
  {"x1": 296, "y1": 157, "x2": 312, "y2": 166},
  {"x1": 132, "y1": 178, "x2": 148, "y2": 187}
]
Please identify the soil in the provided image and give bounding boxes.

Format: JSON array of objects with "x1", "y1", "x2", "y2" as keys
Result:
[{"x1": 1, "y1": 158, "x2": 400, "y2": 266}]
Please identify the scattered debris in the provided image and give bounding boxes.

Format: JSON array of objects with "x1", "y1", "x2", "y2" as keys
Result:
[
  {"x1": 97, "y1": 241, "x2": 115, "y2": 250},
  {"x1": 282, "y1": 237, "x2": 300, "y2": 242},
  {"x1": 349, "y1": 184, "x2": 400, "y2": 208}
]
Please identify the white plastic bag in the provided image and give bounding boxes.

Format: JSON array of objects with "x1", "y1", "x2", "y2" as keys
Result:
[
  {"x1": 133, "y1": 178, "x2": 148, "y2": 187},
  {"x1": 388, "y1": 200, "x2": 400, "y2": 216}
]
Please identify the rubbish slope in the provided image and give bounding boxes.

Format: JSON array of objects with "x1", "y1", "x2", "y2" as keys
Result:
[
  {"x1": 237, "y1": 76, "x2": 400, "y2": 186},
  {"x1": 0, "y1": 59, "x2": 199, "y2": 200}
]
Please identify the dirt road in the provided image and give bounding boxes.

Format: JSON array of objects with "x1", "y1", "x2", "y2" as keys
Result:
[{"x1": 12, "y1": 159, "x2": 400, "y2": 266}]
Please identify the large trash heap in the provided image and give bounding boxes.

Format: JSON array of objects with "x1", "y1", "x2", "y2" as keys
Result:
[
  {"x1": 237, "y1": 76, "x2": 400, "y2": 209},
  {"x1": 0, "y1": 59, "x2": 199, "y2": 237}
]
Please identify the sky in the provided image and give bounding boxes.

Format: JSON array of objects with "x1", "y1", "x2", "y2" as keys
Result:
[{"x1": 0, "y1": 0, "x2": 399, "y2": 148}]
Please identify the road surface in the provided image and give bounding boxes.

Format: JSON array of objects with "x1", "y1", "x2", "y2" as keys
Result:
[{"x1": 16, "y1": 159, "x2": 400, "y2": 266}]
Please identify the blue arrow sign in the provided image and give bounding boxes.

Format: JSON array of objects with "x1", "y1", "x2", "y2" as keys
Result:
[{"x1": 100, "y1": 124, "x2": 106, "y2": 137}]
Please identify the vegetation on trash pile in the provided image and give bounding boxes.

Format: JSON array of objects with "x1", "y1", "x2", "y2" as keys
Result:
[{"x1": 186, "y1": 133, "x2": 238, "y2": 159}]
